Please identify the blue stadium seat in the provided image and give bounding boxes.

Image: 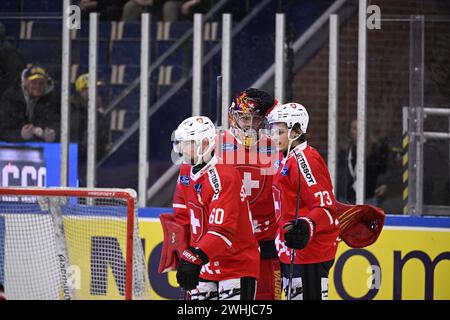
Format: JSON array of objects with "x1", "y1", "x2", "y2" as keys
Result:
[
  {"x1": 120, "y1": 22, "x2": 141, "y2": 39},
  {"x1": 170, "y1": 65, "x2": 184, "y2": 83},
  {"x1": 157, "y1": 85, "x2": 172, "y2": 99},
  {"x1": 156, "y1": 41, "x2": 184, "y2": 66},
  {"x1": 111, "y1": 41, "x2": 140, "y2": 65},
  {"x1": 110, "y1": 129, "x2": 124, "y2": 143},
  {"x1": 18, "y1": 39, "x2": 109, "y2": 66},
  {"x1": 18, "y1": 39, "x2": 61, "y2": 64},
  {"x1": 168, "y1": 22, "x2": 191, "y2": 40},
  {"x1": 22, "y1": 0, "x2": 62, "y2": 12},
  {"x1": 123, "y1": 110, "x2": 139, "y2": 128},
  {"x1": 122, "y1": 65, "x2": 140, "y2": 84},
  {"x1": 76, "y1": 21, "x2": 112, "y2": 40},
  {"x1": 0, "y1": 0, "x2": 19, "y2": 12},
  {"x1": 119, "y1": 22, "x2": 158, "y2": 40},
  {"x1": 71, "y1": 40, "x2": 109, "y2": 64},
  {"x1": 110, "y1": 85, "x2": 140, "y2": 113},
  {"x1": 2, "y1": 21, "x2": 20, "y2": 39},
  {"x1": 30, "y1": 21, "x2": 62, "y2": 39}
]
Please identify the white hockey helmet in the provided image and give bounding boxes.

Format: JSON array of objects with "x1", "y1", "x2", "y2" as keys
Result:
[
  {"x1": 266, "y1": 102, "x2": 309, "y2": 133},
  {"x1": 173, "y1": 116, "x2": 216, "y2": 164}
]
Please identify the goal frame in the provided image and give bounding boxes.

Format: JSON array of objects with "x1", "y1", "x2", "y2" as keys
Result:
[{"x1": 0, "y1": 187, "x2": 138, "y2": 300}]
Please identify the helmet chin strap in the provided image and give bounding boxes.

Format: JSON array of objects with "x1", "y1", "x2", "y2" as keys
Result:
[
  {"x1": 193, "y1": 142, "x2": 214, "y2": 166},
  {"x1": 286, "y1": 127, "x2": 301, "y2": 156}
]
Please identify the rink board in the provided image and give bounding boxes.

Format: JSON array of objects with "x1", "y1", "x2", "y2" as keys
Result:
[{"x1": 1, "y1": 209, "x2": 450, "y2": 300}]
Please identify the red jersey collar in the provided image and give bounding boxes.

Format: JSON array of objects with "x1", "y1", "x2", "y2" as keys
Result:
[{"x1": 190, "y1": 155, "x2": 219, "y2": 181}]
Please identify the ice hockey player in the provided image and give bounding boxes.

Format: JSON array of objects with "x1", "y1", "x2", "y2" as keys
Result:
[
  {"x1": 222, "y1": 88, "x2": 282, "y2": 300},
  {"x1": 171, "y1": 115, "x2": 260, "y2": 300},
  {"x1": 266, "y1": 102, "x2": 340, "y2": 300}
]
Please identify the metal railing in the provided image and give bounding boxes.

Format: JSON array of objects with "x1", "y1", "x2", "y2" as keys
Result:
[{"x1": 403, "y1": 106, "x2": 450, "y2": 216}]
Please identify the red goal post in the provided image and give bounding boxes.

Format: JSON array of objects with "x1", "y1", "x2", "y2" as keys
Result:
[{"x1": 0, "y1": 187, "x2": 151, "y2": 300}]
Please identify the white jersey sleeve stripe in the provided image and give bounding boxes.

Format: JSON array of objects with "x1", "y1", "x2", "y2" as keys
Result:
[
  {"x1": 322, "y1": 208, "x2": 334, "y2": 225},
  {"x1": 207, "y1": 231, "x2": 232, "y2": 247},
  {"x1": 173, "y1": 203, "x2": 187, "y2": 209}
]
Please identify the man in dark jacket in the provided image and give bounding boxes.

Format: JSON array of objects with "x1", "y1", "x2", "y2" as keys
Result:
[{"x1": 0, "y1": 65, "x2": 60, "y2": 142}]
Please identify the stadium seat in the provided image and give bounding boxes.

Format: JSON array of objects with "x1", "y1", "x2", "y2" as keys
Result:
[
  {"x1": 71, "y1": 39, "x2": 109, "y2": 64},
  {"x1": 22, "y1": 0, "x2": 62, "y2": 12},
  {"x1": 121, "y1": 65, "x2": 139, "y2": 84},
  {"x1": 156, "y1": 41, "x2": 185, "y2": 66},
  {"x1": 18, "y1": 39, "x2": 62, "y2": 64},
  {"x1": 29, "y1": 20, "x2": 62, "y2": 39},
  {"x1": 167, "y1": 22, "x2": 191, "y2": 40},
  {"x1": 75, "y1": 21, "x2": 112, "y2": 40},
  {"x1": 111, "y1": 40, "x2": 140, "y2": 65},
  {"x1": 2, "y1": 21, "x2": 20, "y2": 39},
  {"x1": 116, "y1": 22, "x2": 156, "y2": 39},
  {"x1": 0, "y1": 0, "x2": 19, "y2": 12},
  {"x1": 110, "y1": 85, "x2": 140, "y2": 113}
]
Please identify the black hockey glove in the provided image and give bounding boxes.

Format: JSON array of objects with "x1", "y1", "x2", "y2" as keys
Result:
[
  {"x1": 176, "y1": 247, "x2": 209, "y2": 291},
  {"x1": 283, "y1": 217, "x2": 315, "y2": 250}
]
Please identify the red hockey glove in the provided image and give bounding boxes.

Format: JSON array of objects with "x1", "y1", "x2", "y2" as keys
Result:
[
  {"x1": 283, "y1": 217, "x2": 315, "y2": 250},
  {"x1": 176, "y1": 247, "x2": 209, "y2": 291}
]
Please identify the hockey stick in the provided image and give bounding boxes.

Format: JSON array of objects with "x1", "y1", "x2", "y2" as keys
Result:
[{"x1": 286, "y1": 143, "x2": 302, "y2": 300}]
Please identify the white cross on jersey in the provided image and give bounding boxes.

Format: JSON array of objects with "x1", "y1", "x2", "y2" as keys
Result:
[
  {"x1": 243, "y1": 172, "x2": 259, "y2": 196},
  {"x1": 190, "y1": 209, "x2": 201, "y2": 234}
]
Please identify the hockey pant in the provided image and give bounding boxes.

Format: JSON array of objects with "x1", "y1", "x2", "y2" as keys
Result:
[
  {"x1": 256, "y1": 240, "x2": 282, "y2": 300},
  {"x1": 189, "y1": 277, "x2": 257, "y2": 300},
  {"x1": 280, "y1": 260, "x2": 334, "y2": 300}
]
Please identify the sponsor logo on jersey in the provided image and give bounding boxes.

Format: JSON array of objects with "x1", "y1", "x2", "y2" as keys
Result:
[
  {"x1": 182, "y1": 250, "x2": 199, "y2": 263},
  {"x1": 180, "y1": 175, "x2": 190, "y2": 186},
  {"x1": 281, "y1": 165, "x2": 289, "y2": 176},
  {"x1": 295, "y1": 151, "x2": 316, "y2": 186},
  {"x1": 274, "y1": 160, "x2": 281, "y2": 170},
  {"x1": 194, "y1": 183, "x2": 202, "y2": 193},
  {"x1": 208, "y1": 168, "x2": 221, "y2": 201},
  {"x1": 222, "y1": 143, "x2": 237, "y2": 151}
]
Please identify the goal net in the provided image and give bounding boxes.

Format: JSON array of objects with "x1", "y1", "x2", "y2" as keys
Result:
[{"x1": 0, "y1": 187, "x2": 151, "y2": 300}]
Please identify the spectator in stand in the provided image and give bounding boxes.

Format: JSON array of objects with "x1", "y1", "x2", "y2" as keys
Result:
[
  {"x1": 78, "y1": 0, "x2": 128, "y2": 21},
  {"x1": 121, "y1": 0, "x2": 212, "y2": 22},
  {"x1": 121, "y1": 0, "x2": 164, "y2": 22},
  {"x1": 180, "y1": 0, "x2": 212, "y2": 20},
  {"x1": 337, "y1": 119, "x2": 389, "y2": 206},
  {"x1": 70, "y1": 73, "x2": 110, "y2": 186},
  {"x1": 0, "y1": 22, "x2": 27, "y2": 98},
  {"x1": 0, "y1": 65, "x2": 60, "y2": 142}
]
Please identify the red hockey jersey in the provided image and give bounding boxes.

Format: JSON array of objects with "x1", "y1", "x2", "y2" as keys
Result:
[
  {"x1": 219, "y1": 130, "x2": 282, "y2": 243},
  {"x1": 272, "y1": 142, "x2": 340, "y2": 264},
  {"x1": 173, "y1": 156, "x2": 260, "y2": 281}
]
